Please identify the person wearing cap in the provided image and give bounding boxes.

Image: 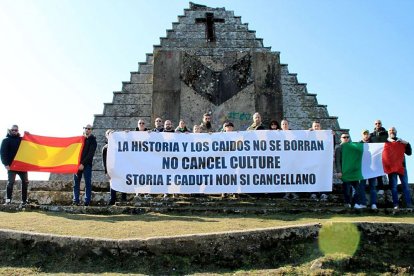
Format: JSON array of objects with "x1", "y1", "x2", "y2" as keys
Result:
[
  {"x1": 1, "y1": 124, "x2": 29, "y2": 206},
  {"x1": 73, "y1": 124, "x2": 97, "y2": 206},
  {"x1": 223, "y1": 121, "x2": 234, "y2": 132},
  {"x1": 357, "y1": 129, "x2": 378, "y2": 210}
]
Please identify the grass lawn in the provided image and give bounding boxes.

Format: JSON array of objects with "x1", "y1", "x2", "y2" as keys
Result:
[
  {"x1": 0, "y1": 211, "x2": 413, "y2": 275},
  {"x1": 0, "y1": 211, "x2": 413, "y2": 239}
]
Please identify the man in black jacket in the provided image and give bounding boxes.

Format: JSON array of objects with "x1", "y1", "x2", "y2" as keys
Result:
[
  {"x1": 73, "y1": 124, "x2": 97, "y2": 206},
  {"x1": 369, "y1": 119, "x2": 389, "y2": 193},
  {"x1": 1, "y1": 125, "x2": 29, "y2": 205}
]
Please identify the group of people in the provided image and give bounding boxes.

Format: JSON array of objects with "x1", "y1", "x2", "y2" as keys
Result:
[
  {"x1": 335, "y1": 120, "x2": 412, "y2": 210},
  {"x1": 1, "y1": 116, "x2": 412, "y2": 209}
]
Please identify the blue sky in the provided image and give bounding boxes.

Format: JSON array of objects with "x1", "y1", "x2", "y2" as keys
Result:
[{"x1": 0, "y1": 0, "x2": 413, "y2": 181}]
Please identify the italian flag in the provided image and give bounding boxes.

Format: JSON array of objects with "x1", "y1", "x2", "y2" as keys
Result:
[
  {"x1": 341, "y1": 142, "x2": 406, "y2": 182},
  {"x1": 10, "y1": 132, "x2": 85, "y2": 173}
]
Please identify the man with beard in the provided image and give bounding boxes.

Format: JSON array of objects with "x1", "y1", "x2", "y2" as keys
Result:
[
  {"x1": 1, "y1": 124, "x2": 29, "y2": 206},
  {"x1": 386, "y1": 127, "x2": 412, "y2": 209},
  {"x1": 163, "y1": 120, "x2": 175, "y2": 133},
  {"x1": 199, "y1": 113, "x2": 213, "y2": 133}
]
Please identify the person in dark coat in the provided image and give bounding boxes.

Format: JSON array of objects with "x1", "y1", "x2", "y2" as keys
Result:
[
  {"x1": 72, "y1": 124, "x2": 97, "y2": 206},
  {"x1": 369, "y1": 119, "x2": 388, "y2": 191},
  {"x1": 1, "y1": 125, "x2": 29, "y2": 205}
]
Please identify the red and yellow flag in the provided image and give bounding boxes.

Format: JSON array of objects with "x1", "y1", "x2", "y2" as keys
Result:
[{"x1": 10, "y1": 132, "x2": 85, "y2": 173}]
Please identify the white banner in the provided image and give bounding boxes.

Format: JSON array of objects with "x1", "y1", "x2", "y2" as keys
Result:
[{"x1": 107, "y1": 130, "x2": 334, "y2": 194}]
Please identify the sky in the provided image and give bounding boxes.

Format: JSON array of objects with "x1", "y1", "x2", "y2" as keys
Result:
[{"x1": 0, "y1": 0, "x2": 413, "y2": 181}]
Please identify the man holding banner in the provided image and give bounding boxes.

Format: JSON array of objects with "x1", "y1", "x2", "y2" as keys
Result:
[{"x1": 1, "y1": 125, "x2": 29, "y2": 206}]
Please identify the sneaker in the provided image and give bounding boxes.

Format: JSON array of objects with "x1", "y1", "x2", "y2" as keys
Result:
[
  {"x1": 393, "y1": 205, "x2": 399, "y2": 210},
  {"x1": 71, "y1": 202, "x2": 80, "y2": 206},
  {"x1": 371, "y1": 204, "x2": 378, "y2": 210},
  {"x1": 354, "y1": 204, "x2": 367, "y2": 209},
  {"x1": 310, "y1": 194, "x2": 318, "y2": 201},
  {"x1": 20, "y1": 201, "x2": 28, "y2": 207},
  {"x1": 320, "y1": 194, "x2": 328, "y2": 202},
  {"x1": 344, "y1": 203, "x2": 351, "y2": 208},
  {"x1": 84, "y1": 202, "x2": 90, "y2": 207},
  {"x1": 3, "y1": 199, "x2": 11, "y2": 205}
]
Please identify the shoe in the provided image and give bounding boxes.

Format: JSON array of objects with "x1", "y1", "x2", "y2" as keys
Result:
[
  {"x1": 3, "y1": 199, "x2": 11, "y2": 205},
  {"x1": 107, "y1": 201, "x2": 115, "y2": 206},
  {"x1": 344, "y1": 203, "x2": 351, "y2": 208},
  {"x1": 371, "y1": 204, "x2": 378, "y2": 210},
  {"x1": 71, "y1": 202, "x2": 80, "y2": 206},
  {"x1": 144, "y1": 194, "x2": 152, "y2": 199},
  {"x1": 320, "y1": 194, "x2": 328, "y2": 202},
  {"x1": 20, "y1": 201, "x2": 28, "y2": 207},
  {"x1": 310, "y1": 194, "x2": 318, "y2": 201},
  {"x1": 393, "y1": 206, "x2": 399, "y2": 210},
  {"x1": 84, "y1": 202, "x2": 90, "y2": 206},
  {"x1": 354, "y1": 204, "x2": 367, "y2": 209}
]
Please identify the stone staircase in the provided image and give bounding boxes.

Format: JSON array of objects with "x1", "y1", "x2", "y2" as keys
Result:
[{"x1": 2, "y1": 180, "x2": 413, "y2": 215}]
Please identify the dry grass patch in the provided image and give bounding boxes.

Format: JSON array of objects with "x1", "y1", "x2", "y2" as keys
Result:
[{"x1": 0, "y1": 211, "x2": 413, "y2": 239}]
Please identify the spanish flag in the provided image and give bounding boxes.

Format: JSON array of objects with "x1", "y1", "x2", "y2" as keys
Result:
[{"x1": 10, "y1": 132, "x2": 85, "y2": 173}]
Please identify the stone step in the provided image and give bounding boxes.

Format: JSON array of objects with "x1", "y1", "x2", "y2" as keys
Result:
[
  {"x1": 160, "y1": 38, "x2": 263, "y2": 48},
  {"x1": 172, "y1": 22, "x2": 249, "y2": 32},
  {"x1": 2, "y1": 181, "x2": 412, "y2": 210},
  {"x1": 153, "y1": 46, "x2": 271, "y2": 56},
  {"x1": 166, "y1": 30, "x2": 258, "y2": 40},
  {"x1": 1, "y1": 196, "x2": 412, "y2": 216},
  {"x1": 130, "y1": 72, "x2": 153, "y2": 84}
]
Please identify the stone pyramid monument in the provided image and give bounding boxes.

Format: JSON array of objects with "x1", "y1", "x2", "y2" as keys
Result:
[{"x1": 51, "y1": 2, "x2": 343, "y2": 181}]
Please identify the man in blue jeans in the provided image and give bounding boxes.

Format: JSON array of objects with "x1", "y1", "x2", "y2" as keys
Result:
[
  {"x1": 386, "y1": 127, "x2": 412, "y2": 209},
  {"x1": 73, "y1": 124, "x2": 97, "y2": 206},
  {"x1": 1, "y1": 125, "x2": 29, "y2": 206}
]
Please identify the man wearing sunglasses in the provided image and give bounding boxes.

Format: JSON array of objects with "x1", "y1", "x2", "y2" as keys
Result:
[
  {"x1": 1, "y1": 125, "x2": 29, "y2": 206},
  {"x1": 73, "y1": 124, "x2": 97, "y2": 206},
  {"x1": 335, "y1": 133, "x2": 359, "y2": 208},
  {"x1": 369, "y1": 120, "x2": 388, "y2": 194}
]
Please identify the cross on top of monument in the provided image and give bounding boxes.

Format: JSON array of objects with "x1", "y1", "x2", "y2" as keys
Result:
[{"x1": 195, "y1": 12, "x2": 225, "y2": 42}]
